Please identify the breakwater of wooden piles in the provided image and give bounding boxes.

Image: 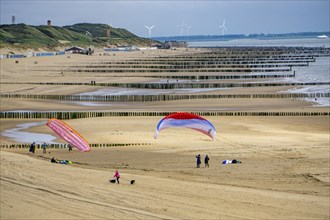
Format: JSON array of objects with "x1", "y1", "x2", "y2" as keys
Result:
[
  {"x1": 189, "y1": 46, "x2": 330, "y2": 56},
  {"x1": 94, "y1": 73, "x2": 297, "y2": 80},
  {"x1": 0, "y1": 142, "x2": 153, "y2": 149},
  {"x1": 1, "y1": 81, "x2": 329, "y2": 90},
  {"x1": 64, "y1": 55, "x2": 312, "y2": 73},
  {"x1": 1, "y1": 93, "x2": 329, "y2": 102},
  {"x1": 34, "y1": 47, "x2": 329, "y2": 75},
  {"x1": 1, "y1": 111, "x2": 329, "y2": 120},
  {"x1": 86, "y1": 82, "x2": 330, "y2": 89}
]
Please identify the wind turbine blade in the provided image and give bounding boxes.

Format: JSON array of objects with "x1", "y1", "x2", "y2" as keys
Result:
[
  {"x1": 150, "y1": 25, "x2": 155, "y2": 29},
  {"x1": 223, "y1": 26, "x2": 228, "y2": 32},
  {"x1": 145, "y1": 25, "x2": 150, "y2": 29}
]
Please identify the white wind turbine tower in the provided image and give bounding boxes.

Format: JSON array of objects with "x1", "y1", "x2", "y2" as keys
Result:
[
  {"x1": 185, "y1": 24, "x2": 192, "y2": 41},
  {"x1": 177, "y1": 22, "x2": 186, "y2": 36},
  {"x1": 218, "y1": 19, "x2": 228, "y2": 36},
  {"x1": 145, "y1": 25, "x2": 155, "y2": 38}
]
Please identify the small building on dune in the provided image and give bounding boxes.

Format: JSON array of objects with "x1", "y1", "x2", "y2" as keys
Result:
[{"x1": 65, "y1": 46, "x2": 94, "y2": 55}]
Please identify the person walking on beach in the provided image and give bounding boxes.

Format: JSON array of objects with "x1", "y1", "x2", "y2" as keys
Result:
[
  {"x1": 204, "y1": 155, "x2": 210, "y2": 167},
  {"x1": 113, "y1": 170, "x2": 120, "y2": 184},
  {"x1": 29, "y1": 142, "x2": 36, "y2": 154},
  {"x1": 42, "y1": 142, "x2": 47, "y2": 154},
  {"x1": 68, "y1": 143, "x2": 73, "y2": 151},
  {"x1": 196, "y1": 154, "x2": 201, "y2": 168}
]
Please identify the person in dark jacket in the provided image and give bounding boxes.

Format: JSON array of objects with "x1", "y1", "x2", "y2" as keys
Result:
[
  {"x1": 204, "y1": 155, "x2": 210, "y2": 167},
  {"x1": 196, "y1": 154, "x2": 201, "y2": 168},
  {"x1": 29, "y1": 142, "x2": 36, "y2": 154}
]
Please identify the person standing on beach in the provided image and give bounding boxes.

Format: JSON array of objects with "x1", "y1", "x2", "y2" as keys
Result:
[
  {"x1": 68, "y1": 143, "x2": 73, "y2": 151},
  {"x1": 196, "y1": 154, "x2": 201, "y2": 168},
  {"x1": 113, "y1": 170, "x2": 120, "y2": 184},
  {"x1": 204, "y1": 155, "x2": 210, "y2": 167},
  {"x1": 29, "y1": 142, "x2": 36, "y2": 154},
  {"x1": 42, "y1": 142, "x2": 47, "y2": 154}
]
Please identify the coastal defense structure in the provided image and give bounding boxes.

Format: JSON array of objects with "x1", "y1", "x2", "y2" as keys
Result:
[{"x1": 47, "y1": 20, "x2": 51, "y2": 27}]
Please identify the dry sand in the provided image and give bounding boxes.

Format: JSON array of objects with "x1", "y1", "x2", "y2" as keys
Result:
[{"x1": 1, "y1": 49, "x2": 329, "y2": 219}]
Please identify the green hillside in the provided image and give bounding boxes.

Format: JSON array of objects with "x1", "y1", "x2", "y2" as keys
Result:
[
  {"x1": 0, "y1": 23, "x2": 152, "y2": 49},
  {"x1": 63, "y1": 23, "x2": 151, "y2": 46}
]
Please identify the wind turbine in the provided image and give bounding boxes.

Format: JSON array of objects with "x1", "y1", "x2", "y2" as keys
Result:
[
  {"x1": 145, "y1": 25, "x2": 155, "y2": 38},
  {"x1": 185, "y1": 24, "x2": 192, "y2": 42},
  {"x1": 177, "y1": 22, "x2": 187, "y2": 36},
  {"x1": 218, "y1": 20, "x2": 228, "y2": 36}
]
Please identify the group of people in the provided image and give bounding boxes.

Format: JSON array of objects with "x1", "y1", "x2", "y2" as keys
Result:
[
  {"x1": 196, "y1": 155, "x2": 241, "y2": 167},
  {"x1": 196, "y1": 154, "x2": 210, "y2": 168},
  {"x1": 29, "y1": 142, "x2": 48, "y2": 154},
  {"x1": 29, "y1": 142, "x2": 74, "y2": 154}
]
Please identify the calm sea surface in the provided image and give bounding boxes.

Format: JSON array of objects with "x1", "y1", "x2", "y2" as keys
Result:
[
  {"x1": 188, "y1": 37, "x2": 330, "y2": 48},
  {"x1": 189, "y1": 38, "x2": 330, "y2": 106}
]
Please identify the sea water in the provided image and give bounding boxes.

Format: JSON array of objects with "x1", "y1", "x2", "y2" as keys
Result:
[
  {"x1": 1, "y1": 121, "x2": 59, "y2": 144},
  {"x1": 188, "y1": 37, "x2": 330, "y2": 48},
  {"x1": 76, "y1": 38, "x2": 329, "y2": 106}
]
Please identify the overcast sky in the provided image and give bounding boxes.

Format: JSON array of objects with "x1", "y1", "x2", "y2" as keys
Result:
[{"x1": 1, "y1": 0, "x2": 329, "y2": 37}]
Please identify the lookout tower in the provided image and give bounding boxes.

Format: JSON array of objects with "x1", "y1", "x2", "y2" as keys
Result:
[
  {"x1": 106, "y1": 27, "x2": 110, "y2": 37},
  {"x1": 47, "y1": 20, "x2": 51, "y2": 27},
  {"x1": 106, "y1": 27, "x2": 111, "y2": 46},
  {"x1": 11, "y1": 15, "x2": 15, "y2": 25}
]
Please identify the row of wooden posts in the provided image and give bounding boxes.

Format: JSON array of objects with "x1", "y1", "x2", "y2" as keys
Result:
[
  {"x1": 99, "y1": 73, "x2": 297, "y2": 80},
  {"x1": 69, "y1": 67, "x2": 291, "y2": 73},
  {"x1": 59, "y1": 47, "x2": 328, "y2": 74},
  {"x1": 68, "y1": 63, "x2": 309, "y2": 69},
  {"x1": 138, "y1": 52, "x2": 328, "y2": 59},
  {"x1": 0, "y1": 142, "x2": 153, "y2": 149},
  {"x1": 91, "y1": 59, "x2": 314, "y2": 65},
  {"x1": 187, "y1": 47, "x2": 330, "y2": 55},
  {"x1": 1, "y1": 111, "x2": 329, "y2": 120},
  {"x1": 1, "y1": 93, "x2": 329, "y2": 102},
  {"x1": 1, "y1": 72, "x2": 297, "y2": 80},
  {"x1": 85, "y1": 59, "x2": 313, "y2": 68},
  {"x1": 2, "y1": 82, "x2": 329, "y2": 89},
  {"x1": 93, "y1": 82, "x2": 330, "y2": 89}
]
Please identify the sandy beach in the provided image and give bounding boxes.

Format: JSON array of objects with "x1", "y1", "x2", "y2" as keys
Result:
[{"x1": 1, "y1": 48, "x2": 329, "y2": 219}]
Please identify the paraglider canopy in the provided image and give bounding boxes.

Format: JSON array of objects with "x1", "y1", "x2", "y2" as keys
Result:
[
  {"x1": 46, "y1": 118, "x2": 90, "y2": 152},
  {"x1": 154, "y1": 112, "x2": 216, "y2": 140}
]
